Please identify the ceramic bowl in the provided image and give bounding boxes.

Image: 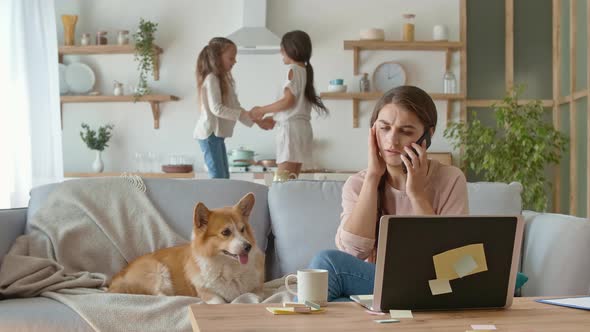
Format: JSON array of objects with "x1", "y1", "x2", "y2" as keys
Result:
[
  {"x1": 327, "y1": 84, "x2": 347, "y2": 93},
  {"x1": 360, "y1": 28, "x2": 385, "y2": 40}
]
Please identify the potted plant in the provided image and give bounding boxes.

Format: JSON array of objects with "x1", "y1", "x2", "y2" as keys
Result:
[
  {"x1": 80, "y1": 123, "x2": 114, "y2": 173},
  {"x1": 133, "y1": 18, "x2": 158, "y2": 99},
  {"x1": 444, "y1": 86, "x2": 568, "y2": 211}
]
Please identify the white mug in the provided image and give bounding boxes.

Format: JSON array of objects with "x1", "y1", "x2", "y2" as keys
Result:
[
  {"x1": 433, "y1": 24, "x2": 449, "y2": 41},
  {"x1": 285, "y1": 269, "x2": 328, "y2": 306}
]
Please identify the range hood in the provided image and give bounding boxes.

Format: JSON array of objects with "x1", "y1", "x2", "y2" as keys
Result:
[{"x1": 227, "y1": 0, "x2": 280, "y2": 54}]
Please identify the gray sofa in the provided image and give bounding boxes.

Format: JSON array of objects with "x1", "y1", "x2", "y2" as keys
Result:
[{"x1": 1, "y1": 179, "x2": 589, "y2": 331}]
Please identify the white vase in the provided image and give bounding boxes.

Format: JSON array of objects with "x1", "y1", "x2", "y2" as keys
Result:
[{"x1": 92, "y1": 150, "x2": 104, "y2": 173}]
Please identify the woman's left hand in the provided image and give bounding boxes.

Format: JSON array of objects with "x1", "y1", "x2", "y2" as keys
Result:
[{"x1": 400, "y1": 141, "x2": 428, "y2": 200}]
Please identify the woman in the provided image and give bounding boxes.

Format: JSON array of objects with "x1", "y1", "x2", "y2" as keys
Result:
[{"x1": 309, "y1": 85, "x2": 469, "y2": 301}]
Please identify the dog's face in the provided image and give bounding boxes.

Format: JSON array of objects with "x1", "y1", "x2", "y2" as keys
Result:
[{"x1": 191, "y1": 193, "x2": 257, "y2": 265}]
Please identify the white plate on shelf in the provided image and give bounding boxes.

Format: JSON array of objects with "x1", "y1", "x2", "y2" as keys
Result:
[
  {"x1": 65, "y1": 62, "x2": 95, "y2": 94},
  {"x1": 58, "y1": 63, "x2": 69, "y2": 94}
]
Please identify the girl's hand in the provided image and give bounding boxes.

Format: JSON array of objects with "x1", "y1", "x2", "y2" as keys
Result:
[
  {"x1": 256, "y1": 117, "x2": 275, "y2": 130},
  {"x1": 250, "y1": 107, "x2": 265, "y2": 121},
  {"x1": 367, "y1": 124, "x2": 386, "y2": 179},
  {"x1": 400, "y1": 141, "x2": 428, "y2": 200}
]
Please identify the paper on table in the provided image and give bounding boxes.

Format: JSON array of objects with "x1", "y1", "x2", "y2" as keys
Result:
[
  {"x1": 389, "y1": 310, "x2": 413, "y2": 319},
  {"x1": 470, "y1": 324, "x2": 497, "y2": 330},
  {"x1": 433, "y1": 244, "x2": 488, "y2": 280},
  {"x1": 428, "y1": 279, "x2": 453, "y2": 295},
  {"x1": 537, "y1": 296, "x2": 590, "y2": 310},
  {"x1": 454, "y1": 255, "x2": 479, "y2": 278},
  {"x1": 356, "y1": 294, "x2": 373, "y2": 301}
]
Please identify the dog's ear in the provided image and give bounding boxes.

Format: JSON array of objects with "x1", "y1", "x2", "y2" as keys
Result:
[
  {"x1": 235, "y1": 192, "x2": 255, "y2": 217},
  {"x1": 193, "y1": 202, "x2": 210, "y2": 229}
]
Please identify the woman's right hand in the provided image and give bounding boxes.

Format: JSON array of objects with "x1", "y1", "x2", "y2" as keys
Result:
[{"x1": 367, "y1": 124, "x2": 386, "y2": 178}]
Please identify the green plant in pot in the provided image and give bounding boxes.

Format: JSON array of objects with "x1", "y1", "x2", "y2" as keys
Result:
[
  {"x1": 133, "y1": 18, "x2": 158, "y2": 99},
  {"x1": 444, "y1": 85, "x2": 568, "y2": 212},
  {"x1": 80, "y1": 123, "x2": 114, "y2": 173}
]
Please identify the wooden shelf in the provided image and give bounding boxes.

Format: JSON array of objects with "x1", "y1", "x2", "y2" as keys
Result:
[
  {"x1": 320, "y1": 92, "x2": 465, "y2": 128},
  {"x1": 344, "y1": 40, "x2": 464, "y2": 51},
  {"x1": 58, "y1": 44, "x2": 163, "y2": 80},
  {"x1": 320, "y1": 92, "x2": 465, "y2": 101},
  {"x1": 64, "y1": 172, "x2": 194, "y2": 179},
  {"x1": 60, "y1": 94, "x2": 180, "y2": 129},
  {"x1": 61, "y1": 95, "x2": 178, "y2": 103}
]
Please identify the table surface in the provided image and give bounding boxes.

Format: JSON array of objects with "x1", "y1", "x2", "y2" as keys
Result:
[{"x1": 188, "y1": 297, "x2": 590, "y2": 332}]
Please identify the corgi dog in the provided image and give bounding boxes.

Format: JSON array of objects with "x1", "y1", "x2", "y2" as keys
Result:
[{"x1": 108, "y1": 193, "x2": 264, "y2": 303}]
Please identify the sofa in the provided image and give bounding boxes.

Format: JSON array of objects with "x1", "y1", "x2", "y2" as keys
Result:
[{"x1": 0, "y1": 179, "x2": 589, "y2": 331}]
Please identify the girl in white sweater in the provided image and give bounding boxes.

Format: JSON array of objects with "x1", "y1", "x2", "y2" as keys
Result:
[{"x1": 193, "y1": 37, "x2": 274, "y2": 178}]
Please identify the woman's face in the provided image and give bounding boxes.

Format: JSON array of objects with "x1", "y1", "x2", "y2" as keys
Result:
[
  {"x1": 221, "y1": 45, "x2": 237, "y2": 72},
  {"x1": 374, "y1": 103, "x2": 428, "y2": 167}
]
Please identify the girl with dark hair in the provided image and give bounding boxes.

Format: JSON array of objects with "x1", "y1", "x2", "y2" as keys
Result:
[
  {"x1": 250, "y1": 30, "x2": 328, "y2": 177},
  {"x1": 193, "y1": 37, "x2": 274, "y2": 179},
  {"x1": 307, "y1": 85, "x2": 469, "y2": 301}
]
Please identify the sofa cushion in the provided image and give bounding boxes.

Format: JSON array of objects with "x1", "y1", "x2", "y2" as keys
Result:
[
  {"x1": 268, "y1": 180, "x2": 344, "y2": 279},
  {"x1": 520, "y1": 211, "x2": 590, "y2": 296},
  {"x1": 27, "y1": 179, "x2": 271, "y2": 252},
  {"x1": 0, "y1": 297, "x2": 92, "y2": 332},
  {"x1": 467, "y1": 182, "x2": 522, "y2": 215}
]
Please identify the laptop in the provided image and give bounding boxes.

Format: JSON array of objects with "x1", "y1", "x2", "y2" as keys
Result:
[{"x1": 351, "y1": 215, "x2": 524, "y2": 312}]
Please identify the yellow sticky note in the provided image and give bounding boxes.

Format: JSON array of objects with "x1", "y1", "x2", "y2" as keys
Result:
[
  {"x1": 433, "y1": 244, "x2": 488, "y2": 280},
  {"x1": 428, "y1": 279, "x2": 453, "y2": 295},
  {"x1": 389, "y1": 310, "x2": 413, "y2": 319},
  {"x1": 266, "y1": 307, "x2": 324, "y2": 315}
]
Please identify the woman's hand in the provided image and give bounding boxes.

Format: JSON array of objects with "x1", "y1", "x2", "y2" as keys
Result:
[
  {"x1": 367, "y1": 124, "x2": 386, "y2": 179},
  {"x1": 400, "y1": 141, "x2": 428, "y2": 200}
]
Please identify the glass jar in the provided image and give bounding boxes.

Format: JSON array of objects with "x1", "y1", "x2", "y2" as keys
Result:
[
  {"x1": 402, "y1": 14, "x2": 415, "y2": 42},
  {"x1": 81, "y1": 33, "x2": 91, "y2": 46},
  {"x1": 443, "y1": 71, "x2": 457, "y2": 94},
  {"x1": 359, "y1": 73, "x2": 370, "y2": 92},
  {"x1": 96, "y1": 31, "x2": 108, "y2": 45},
  {"x1": 117, "y1": 30, "x2": 129, "y2": 45}
]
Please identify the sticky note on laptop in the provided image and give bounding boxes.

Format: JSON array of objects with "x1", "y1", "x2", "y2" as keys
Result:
[
  {"x1": 389, "y1": 310, "x2": 413, "y2": 319},
  {"x1": 433, "y1": 243, "x2": 488, "y2": 280},
  {"x1": 428, "y1": 279, "x2": 453, "y2": 295}
]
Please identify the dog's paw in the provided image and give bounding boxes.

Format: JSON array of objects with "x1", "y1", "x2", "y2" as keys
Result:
[{"x1": 205, "y1": 295, "x2": 227, "y2": 304}]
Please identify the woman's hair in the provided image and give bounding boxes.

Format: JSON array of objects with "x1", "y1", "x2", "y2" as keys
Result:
[
  {"x1": 280, "y1": 30, "x2": 328, "y2": 116},
  {"x1": 196, "y1": 37, "x2": 236, "y2": 102},
  {"x1": 369, "y1": 85, "x2": 438, "y2": 249}
]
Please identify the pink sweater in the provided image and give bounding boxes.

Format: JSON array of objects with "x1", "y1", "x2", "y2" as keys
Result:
[{"x1": 335, "y1": 160, "x2": 469, "y2": 262}]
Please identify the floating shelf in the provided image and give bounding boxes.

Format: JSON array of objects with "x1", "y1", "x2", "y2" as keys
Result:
[
  {"x1": 60, "y1": 94, "x2": 180, "y2": 129},
  {"x1": 58, "y1": 44, "x2": 163, "y2": 80},
  {"x1": 322, "y1": 39, "x2": 466, "y2": 128},
  {"x1": 320, "y1": 92, "x2": 465, "y2": 128},
  {"x1": 320, "y1": 92, "x2": 465, "y2": 101},
  {"x1": 344, "y1": 40, "x2": 463, "y2": 51},
  {"x1": 64, "y1": 172, "x2": 194, "y2": 179}
]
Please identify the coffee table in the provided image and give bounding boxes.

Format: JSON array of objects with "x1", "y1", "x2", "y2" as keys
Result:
[{"x1": 188, "y1": 297, "x2": 590, "y2": 332}]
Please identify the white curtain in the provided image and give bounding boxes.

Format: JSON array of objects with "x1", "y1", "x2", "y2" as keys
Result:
[{"x1": 0, "y1": 0, "x2": 63, "y2": 209}]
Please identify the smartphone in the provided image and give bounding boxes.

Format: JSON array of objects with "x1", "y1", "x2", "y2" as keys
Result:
[{"x1": 401, "y1": 130, "x2": 431, "y2": 174}]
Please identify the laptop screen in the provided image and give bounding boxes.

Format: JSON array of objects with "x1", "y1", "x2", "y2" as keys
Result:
[{"x1": 374, "y1": 216, "x2": 521, "y2": 311}]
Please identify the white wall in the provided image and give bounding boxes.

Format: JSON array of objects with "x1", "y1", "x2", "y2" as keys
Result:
[{"x1": 55, "y1": 0, "x2": 460, "y2": 173}]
